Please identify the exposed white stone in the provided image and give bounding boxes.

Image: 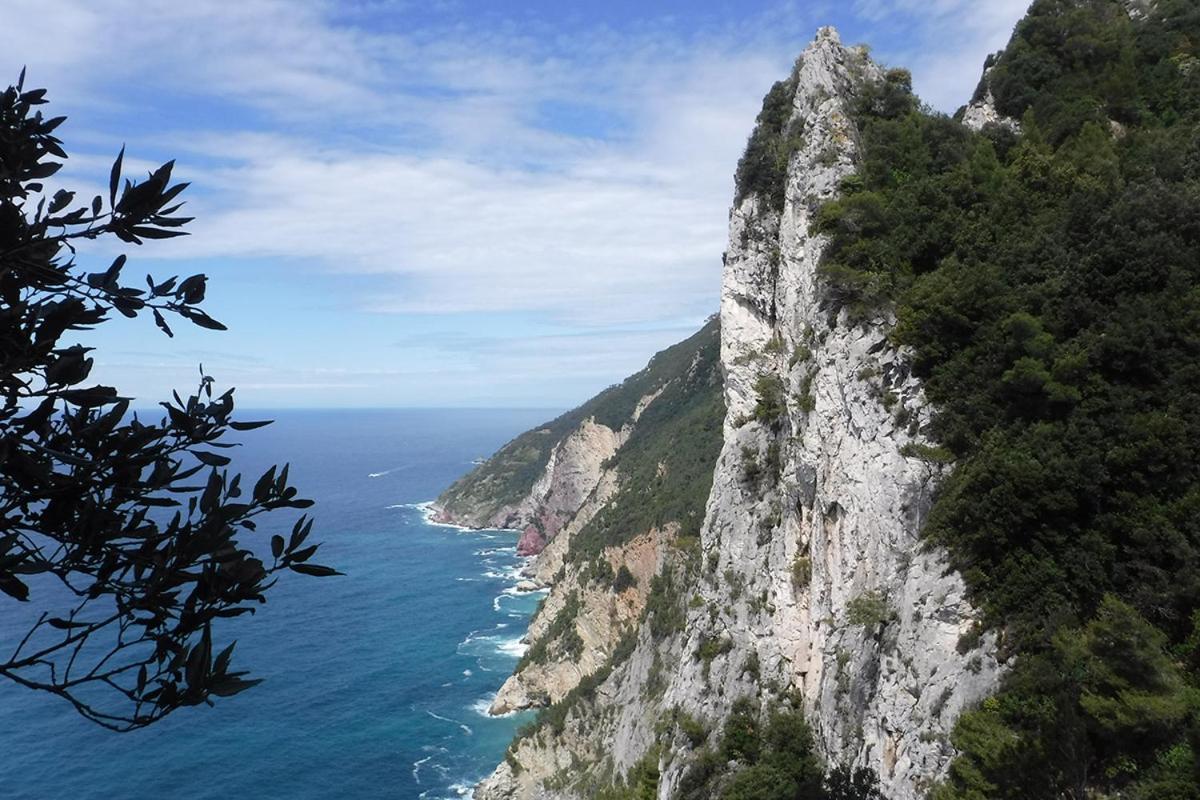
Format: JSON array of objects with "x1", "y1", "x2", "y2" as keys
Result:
[
  {"x1": 1123, "y1": 0, "x2": 1155, "y2": 20},
  {"x1": 961, "y1": 87, "x2": 1020, "y2": 134}
]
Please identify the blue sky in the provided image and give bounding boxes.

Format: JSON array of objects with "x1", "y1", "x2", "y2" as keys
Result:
[{"x1": 6, "y1": 0, "x2": 1029, "y2": 409}]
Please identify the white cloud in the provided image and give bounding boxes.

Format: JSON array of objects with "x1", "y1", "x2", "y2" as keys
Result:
[{"x1": 7, "y1": 0, "x2": 1029, "y2": 405}]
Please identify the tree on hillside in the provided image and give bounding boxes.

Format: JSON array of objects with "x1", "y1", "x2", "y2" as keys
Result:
[{"x1": 0, "y1": 71, "x2": 337, "y2": 731}]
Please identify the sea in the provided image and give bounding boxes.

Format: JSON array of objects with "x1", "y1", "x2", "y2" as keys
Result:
[{"x1": 0, "y1": 408, "x2": 558, "y2": 800}]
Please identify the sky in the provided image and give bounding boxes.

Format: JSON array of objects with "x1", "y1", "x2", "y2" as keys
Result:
[{"x1": 5, "y1": 0, "x2": 1030, "y2": 409}]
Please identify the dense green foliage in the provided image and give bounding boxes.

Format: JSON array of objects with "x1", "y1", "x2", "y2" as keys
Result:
[
  {"x1": 613, "y1": 565, "x2": 637, "y2": 592},
  {"x1": 513, "y1": 647, "x2": 619, "y2": 746},
  {"x1": 0, "y1": 75, "x2": 329, "y2": 730},
  {"x1": 936, "y1": 596, "x2": 1199, "y2": 800},
  {"x1": 439, "y1": 319, "x2": 722, "y2": 525},
  {"x1": 734, "y1": 74, "x2": 803, "y2": 211},
  {"x1": 646, "y1": 567, "x2": 689, "y2": 640},
  {"x1": 597, "y1": 748, "x2": 662, "y2": 800},
  {"x1": 517, "y1": 591, "x2": 583, "y2": 669},
  {"x1": 752, "y1": 373, "x2": 788, "y2": 428},
  {"x1": 813, "y1": 1, "x2": 1200, "y2": 795},
  {"x1": 569, "y1": 319, "x2": 724, "y2": 562},
  {"x1": 676, "y1": 699, "x2": 880, "y2": 800}
]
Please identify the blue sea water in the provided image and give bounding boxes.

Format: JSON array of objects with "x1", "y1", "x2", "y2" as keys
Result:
[{"x1": 0, "y1": 408, "x2": 557, "y2": 800}]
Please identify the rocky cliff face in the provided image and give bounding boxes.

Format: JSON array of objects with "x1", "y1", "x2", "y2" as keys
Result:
[
  {"x1": 434, "y1": 416, "x2": 624, "y2": 537},
  {"x1": 669, "y1": 29, "x2": 1002, "y2": 798},
  {"x1": 470, "y1": 27, "x2": 1006, "y2": 800}
]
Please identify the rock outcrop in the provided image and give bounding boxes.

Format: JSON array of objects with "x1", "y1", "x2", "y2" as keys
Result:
[
  {"x1": 435, "y1": 415, "x2": 625, "y2": 535},
  {"x1": 469, "y1": 28, "x2": 1006, "y2": 800},
  {"x1": 652, "y1": 28, "x2": 1003, "y2": 799}
]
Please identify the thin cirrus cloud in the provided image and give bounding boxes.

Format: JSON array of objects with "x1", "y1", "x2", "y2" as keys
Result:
[{"x1": 3, "y1": 0, "x2": 1027, "y2": 407}]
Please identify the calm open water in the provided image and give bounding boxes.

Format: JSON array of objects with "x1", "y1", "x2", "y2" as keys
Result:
[{"x1": 0, "y1": 408, "x2": 555, "y2": 800}]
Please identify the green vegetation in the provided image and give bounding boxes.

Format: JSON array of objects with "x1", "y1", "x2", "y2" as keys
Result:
[
  {"x1": 741, "y1": 445, "x2": 763, "y2": 486},
  {"x1": 517, "y1": 591, "x2": 583, "y2": 669},
  {"x1": 794, "y1": 370, "x2": 817, "y2": 413},
  {"x1": 742, "y1": 651, "x2": 762, "y2": 683},
  {"x1": 792, "y1": 555, "x2": 813, "y2": 588},
  {"x1": 753, "y1": 373, "x2": 788, "y2": 427},
  {"x1": 697, "y1": 634, "x2": 734, "y2": 681},
  {"x1": 587, "y1": 558, "x2": 615, "y2": 585},
  {"x1": 734, "y1": 73, "x2": 805, "y2": 211},
  {"x1": 677, "y1": 698, "x2": 881, "y2": 800},
  {"x1": 663, "y1": 706, "x2": 710, "y2": 748},
  {"x1": 934, "y1": 597, "x2": 1200, "y2": 800},
  {"x1": 613, "y1": 565, "x2": 637, "y2": 592},
  {"x1": 846, "y1": 591, "x2": 894, "y2": 629},
  {"x1": 515, "y1": 657, "x2": 616, "y2": 741},
  {"x1": 789, "y1": 344, "x2": 812, "y2": 368},
  {"x1": 897, "y1": 442, "x2": 954, "y2": 464},
  {"x1": 810, "y1": 2, "x2": 1200, "y2": 796},
  {"x1": 647, "y1": 569, "x2": 688, "y2": 640},
  {"x1": 763, "y1": 333, "x2": 787, "y2": 355},
  {"x1": 569, "y1": 320, "x2": 725, "y2": 562},
  {"x1": 597, "y1": 747, "x2": 662, "y2": 800}
]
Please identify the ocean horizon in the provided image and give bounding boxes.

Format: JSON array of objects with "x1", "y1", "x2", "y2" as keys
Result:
[{"x1": 0, "y1": 408, "x2": 558, "y2": 800}]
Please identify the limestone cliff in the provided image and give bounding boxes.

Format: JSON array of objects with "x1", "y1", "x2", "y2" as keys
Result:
[
  {"x1": 470, "y1": 28, "x2": 1007, "y2": 800},
  {"x1": 664, "y1": 29, "x2": 1003, "y2": 797}
]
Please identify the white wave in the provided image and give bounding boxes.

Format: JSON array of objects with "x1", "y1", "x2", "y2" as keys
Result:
[
  {"x1": 470, "y1": 694, "x2": 495, "y2": 716},
  {"x1": 463, "y1": 669, "x2": 473, "y2": 676},
  {"x1": 496, "y1": 636, "x2": 528, "y2": 658},
  {"x1": 482, "y1": 565, "x2": 529, "y2": 582},
  {"x1": 425, "y1": 710, "x2": 472, "y2": 736},
  {"x1": 448, "y1": 783, "x2": 476, "y2": 799},
  {"x1": 369, "y1": 464, "x2": 419, "y2": 478},
  {"x1": 412, "y1": 755, "x2": 432, "y2": 783},
  {"x1": 411, "y1": 500, "x2": 473, "y2": 532},
  {"x1": 469, "y1": 692, "x2": 521, "y2": 719}
]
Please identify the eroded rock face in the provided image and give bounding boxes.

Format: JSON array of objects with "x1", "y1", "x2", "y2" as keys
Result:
[
  {"x1": 516, "y1": 528, "x2": 547, "y2": 556},
  {"x1": 489, "y1": 529, "x2": 667, "y2": 716},
  {"x1": 508, "y1": 419, "x2": 626, "y2": 539},
  {"x1": 476, "y1": 27, "x2": 1004, "y2": 800}
]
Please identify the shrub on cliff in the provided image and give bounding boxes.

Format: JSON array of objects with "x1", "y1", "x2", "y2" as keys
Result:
[
  {"x1": 613, "y1": 565, "x2": 637, "y2": 592},
  {"x1": 734, "y1": 75, "x2": 802, "y2": 211}
]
